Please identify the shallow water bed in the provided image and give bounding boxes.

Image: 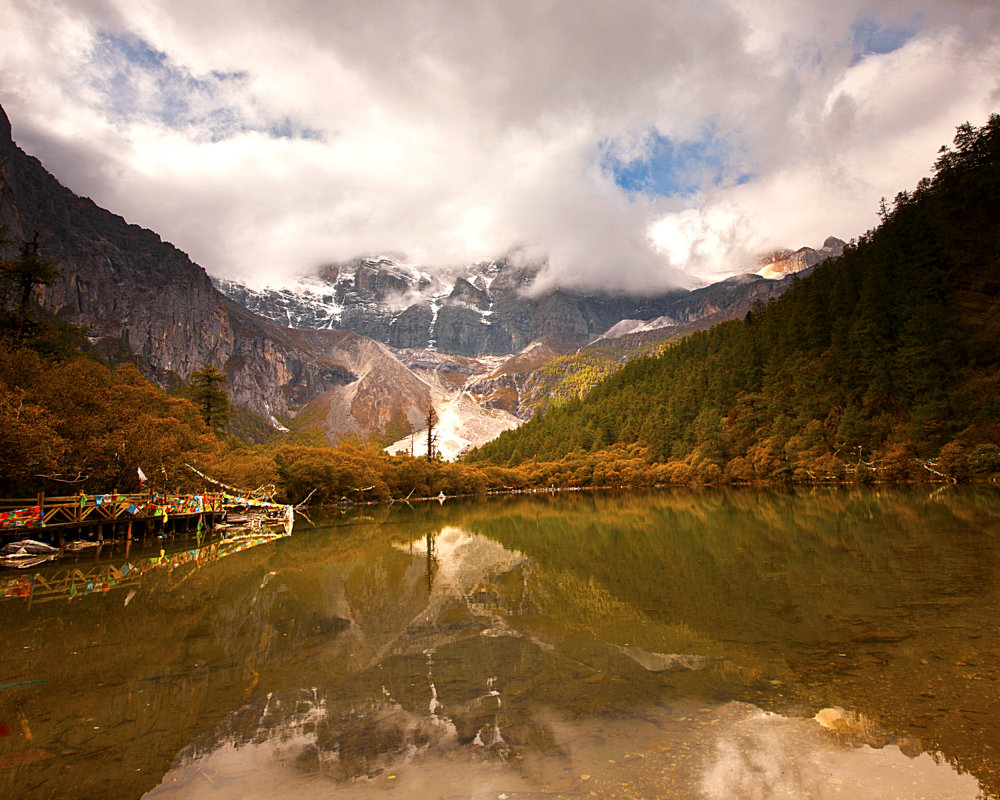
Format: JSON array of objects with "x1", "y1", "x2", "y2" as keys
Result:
[{"x1": 1, "y1": 486, "x2": 998, "y2": 799}]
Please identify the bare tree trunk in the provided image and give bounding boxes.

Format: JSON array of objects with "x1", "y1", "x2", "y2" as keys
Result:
[{"x1": 425, "y1": 406, "x2": 436, "y2": 462}]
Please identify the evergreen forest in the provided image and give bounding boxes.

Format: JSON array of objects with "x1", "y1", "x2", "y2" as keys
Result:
[{"x1": 469, "y1": 116, "x2": 1000, "y2": 485}]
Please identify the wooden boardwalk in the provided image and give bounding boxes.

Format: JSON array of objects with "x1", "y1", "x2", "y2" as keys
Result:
[{"x1": 0, "y1": 491, "x2": 228, "y2": 546}]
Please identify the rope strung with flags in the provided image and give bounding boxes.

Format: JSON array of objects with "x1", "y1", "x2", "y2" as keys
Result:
[
  {"x1": 219, "y1": 492, "x2": 291, "y2": 511},
  {"x1": 0, "y1": 506, "x2": 43, "y2": 530},
  {"x1": 183, "y1": 465, "x2": 291, "y2": 523},
  {"x1": 184, "y1": 463, "x2": 276, "y2": 501},
  {"x1": 1, "y1": 529, "x2": 292, "y2": 601}
]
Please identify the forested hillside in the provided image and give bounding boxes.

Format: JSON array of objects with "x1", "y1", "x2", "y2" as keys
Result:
[
  {"x1": 0, "y1": 341, "x2": 529, "y2": 501},
  {"x1": 519, "y1": 340, "x2": 666, "y2": 415},
  {"x1": 469, "y1": 117, "x2": 1000, "y2": 484}
]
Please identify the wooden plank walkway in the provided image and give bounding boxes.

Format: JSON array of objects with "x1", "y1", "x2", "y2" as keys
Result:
[{"x1": 0, "y1": 491, "x2": 227, "y2": 545}]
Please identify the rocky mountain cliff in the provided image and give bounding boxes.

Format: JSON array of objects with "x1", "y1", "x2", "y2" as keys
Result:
[
  {"x1": 757, "y1": 237, "x2": 845, "y2": 279},
  {"x1": 215, "y1": 256, "x2": 807, "y2": 358},
  {"x1": 0, "y1": 103, "x2": 436, "y2": 442}
]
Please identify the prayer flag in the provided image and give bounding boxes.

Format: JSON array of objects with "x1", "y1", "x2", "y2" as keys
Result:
[{"x1": 138, "y1": 466, "x2": 147, "y2": 484}]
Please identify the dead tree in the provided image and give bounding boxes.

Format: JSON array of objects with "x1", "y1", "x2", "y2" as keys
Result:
[{"x1": 425, "y1": 406, "x2": 437, "y2": 462}]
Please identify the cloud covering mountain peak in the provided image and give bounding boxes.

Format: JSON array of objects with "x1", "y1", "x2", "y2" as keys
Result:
[{"x1": 1, "y1": 0, "x2": 997, "y2": 291}]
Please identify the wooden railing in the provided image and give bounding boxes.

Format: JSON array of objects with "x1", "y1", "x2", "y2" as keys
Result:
[{"x1": 0, "y1": 491, "x2": 226, "y2": 534}]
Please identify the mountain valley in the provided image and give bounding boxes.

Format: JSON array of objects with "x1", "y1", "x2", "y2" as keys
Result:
[{"x1": 0, "y1": 100, "x2": 842, "y2": 456}]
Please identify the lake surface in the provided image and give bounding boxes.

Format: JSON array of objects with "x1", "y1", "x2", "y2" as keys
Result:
[{"x1": 2, "y1": 486, "x2": 999, "y2": 799}]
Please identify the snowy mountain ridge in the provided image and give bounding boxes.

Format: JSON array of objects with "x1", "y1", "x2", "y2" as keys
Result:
[
  {"x1": 757, "y1": 237, "x2": 846, "y2": 279},
  {"x1": 211, "y1": 244, "x2": 842, "y2": 455},
  {"x1": 214, "y1": 255, "x2": 539, "y2": 356},
  {"x1": 217, "y1": 235, "x2": 844, "y2": 359}
]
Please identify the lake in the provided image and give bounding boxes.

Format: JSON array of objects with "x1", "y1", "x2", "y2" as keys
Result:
[{"x1": 1, "y1": 486, "x2": 999, "y2": 799}]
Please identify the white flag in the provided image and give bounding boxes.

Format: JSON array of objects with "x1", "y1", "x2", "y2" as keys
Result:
[{"x1": 137, "y1": 466, "x2": 148, "y2": 483}]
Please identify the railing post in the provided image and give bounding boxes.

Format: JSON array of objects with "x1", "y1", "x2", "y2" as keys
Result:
[{"x1": 36, "y1": 491, "x2": 45, "y2": 543}]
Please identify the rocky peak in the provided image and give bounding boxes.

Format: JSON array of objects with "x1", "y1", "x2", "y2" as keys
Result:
[
  {"x1": 757, "y1": 248, "x2": 794, "y2": 267},
  {"x1": 0, "y1": 104, "x2": 10, "y2": 143},
  {"x1": 757, "y1": 236, "x2": 844, "y2": 280},
  {"x1": 821, "y1": 236, "x2": 846, "y2": 257},
  {"x1": 448, "y1": 277, "x2": 491, "y2": 308},
  {"x1": 355, "y1": 263, "x2": 410, "y2": 296},
  {"x1": 489, "y1": 259, "x2": 540, "y2": 292}
]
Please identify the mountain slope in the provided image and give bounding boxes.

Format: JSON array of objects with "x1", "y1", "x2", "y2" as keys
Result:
[
  {"x1": 757, "y1": 237, "x2": 845, "y2": 279},
  {"x1": 0, "y1": 103, "x2": 434, "y2": 444},
  {"x1": 469, "y1": 116, "x2": 1000, "y2": 482}
]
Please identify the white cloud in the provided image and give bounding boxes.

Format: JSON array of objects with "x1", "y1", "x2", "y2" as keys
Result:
[
  {"x1": 650, "y1": 23, "x2": 1000, "y2": 279},
  {"x1": 1, "y1": 0, "x2": 998, "y2": 291}
]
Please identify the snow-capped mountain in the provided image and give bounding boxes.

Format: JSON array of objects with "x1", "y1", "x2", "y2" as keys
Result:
[
  {"x1": 208, "y1": 248, "x2": 837, "y2": 453},
  {"x1": 214, "y1": 254, "x2": 818, "y2": 359},
  {"x1": 757, "y1": 237, "x2": 845, "y2": 279},
  {"x1": 588, "y1": 315, "x2": 677, "y2": 345},
  {"x1": 215, "y1": 257, "x2": 527, "y2": 355}
]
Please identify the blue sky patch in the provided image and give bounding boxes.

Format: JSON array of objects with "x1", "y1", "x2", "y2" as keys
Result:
[
  {"x1": 850, "y1": 17, "x2": 918, "y2": 64},
  {"x1": 602, "y1": 129, "x2": 747, "y2": 199},
  {"x1": 88, "y1": 30, "x2": 315, "y2": 141}
]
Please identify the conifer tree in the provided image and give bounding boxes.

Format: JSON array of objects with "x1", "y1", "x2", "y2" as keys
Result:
[
  {"x1": 188, "y1": 365, "x2": 231, "y2": 435},
  {"x1": 0, "y1": 230, "x2": 61, "y2": 344}
]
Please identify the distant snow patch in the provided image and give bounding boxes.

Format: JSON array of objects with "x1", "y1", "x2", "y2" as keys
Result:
[
  {"x1": 385, "y1": 392, "x2": 520, "y2": 461},
  {"x1": 590, "y1": 315, "x2": 676, "y2": 345}
]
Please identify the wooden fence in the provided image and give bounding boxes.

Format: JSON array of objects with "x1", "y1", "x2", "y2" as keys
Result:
[{"x1": 0, "y1": 491, "x2": 226, "y2": 544}]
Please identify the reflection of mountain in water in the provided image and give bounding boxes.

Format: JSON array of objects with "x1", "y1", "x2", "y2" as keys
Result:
[
  {"x1": 164, "y1": 526, "x2": 532, "y2": 785},
  {"x1": 148, "y1": 500, "x2": 991, "y2": 798},
  {"x1": 3, "y1": 488, "x2": 998, "y2": 800}
]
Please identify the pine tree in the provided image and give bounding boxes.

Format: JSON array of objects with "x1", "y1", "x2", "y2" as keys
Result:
[
  {"x1": 0, "y1": 230, "x2": 61, "y2": 344},
  {"x1": 187, "y1": 365, "x2": 231, "y2": 435}
]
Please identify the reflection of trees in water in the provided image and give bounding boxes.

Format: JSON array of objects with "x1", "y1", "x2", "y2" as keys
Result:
[
  {"x1": 465, "y1": 487, "x2": 1000, "y2": 646},
  {"x1": 456, "y1": 486, "x2": 1000, "y2": 798},
  {"x1": 425, "y1": 530, "x2": 436, "y2": 592},
  {"x1": 11, "y1": 489, "x2": 994, "y2": 798}
]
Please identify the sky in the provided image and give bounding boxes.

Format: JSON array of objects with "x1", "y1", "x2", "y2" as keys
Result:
[{"x1": 2, "y1": 1, "x2": 999, "y2": 293}]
